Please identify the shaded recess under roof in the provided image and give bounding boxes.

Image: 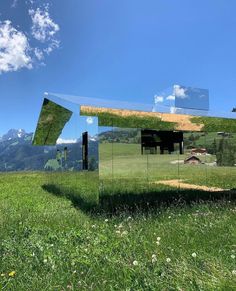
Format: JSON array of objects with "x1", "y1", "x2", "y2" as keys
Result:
[{"x1": 33, "y1": 98, "x2": 72, "y2": 145}]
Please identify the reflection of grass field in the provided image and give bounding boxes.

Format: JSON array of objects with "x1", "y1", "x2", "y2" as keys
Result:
[
  {"x1": 99, "y1": 143, "x2": 236, "y2": 189},
  {"x1": 0, "y1": 172, "x2": 236, "y2": 290}
]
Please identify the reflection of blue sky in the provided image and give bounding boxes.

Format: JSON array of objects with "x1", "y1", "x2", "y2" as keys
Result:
[
  {"x1": 153, "y1": 86, "x2": 177, "y2": 114},
  {"x1": 49, "y1": 92, "x2": 153, "y2": 112},
  {"x1": 153, "y1": 85, "x2": 216, "y2": 116},
  {"x1": 45, "y1": 94, "x2": 98, "y2": 141},
  {"x1": 175, "y1": 86, "x2": 209, "y2": 111},
  {"x1": 58, "y1": 113, "x2": 98, "y2": 142}
]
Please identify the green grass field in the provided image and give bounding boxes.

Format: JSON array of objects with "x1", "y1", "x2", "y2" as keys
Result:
[
  {"x1": 99, "y1": 142, "x2": 236, "y2": 188},
  {"x1": 0, "y1": 170, "x2": 236, "y2": 290}
]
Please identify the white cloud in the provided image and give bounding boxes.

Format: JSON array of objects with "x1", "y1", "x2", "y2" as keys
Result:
[
  {"x1": 0, "y1": 21, "x2": 32, "y2": 73},
  {"x1": 154, "y1": 95, "x2": 164, "y2": 103},
  {"x1": 34, "y1": 47, "x2": 43, "y2": 60},
  {"x1": 11, "y1": 0, "x2": 18, "y2": 8},
  {"x1": 86, "y1": 117, "x2": 94, "y2": 125},
  {"x1": 0, "y1": 3, "x2": 60, "y2": 74},
  {"x1": 166, "y1": 95, "x2": 175, "y2": 100},
  {"x1": 29, "y1": 7, "x2": 59, "y2": 43},
  {"x1": 173, "y1": 84, "x2": 187, "y2": 99},
  {"x1": 44, "y1": 39, "x2": 60, "y2": 54},
  {"x1": 29, "y1": 6, "x2": 60, "y2": 58}
]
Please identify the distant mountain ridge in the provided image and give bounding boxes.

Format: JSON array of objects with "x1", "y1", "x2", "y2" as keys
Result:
[
  {"x1": 0, "y1": 129, "x2": 28, "y2": 141},
  {"x1": 0, "y1": 129, "x2": 98, "y2": 172}
]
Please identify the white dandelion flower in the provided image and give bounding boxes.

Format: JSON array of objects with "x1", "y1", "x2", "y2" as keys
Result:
[
  {"x1": 151, "y1": 254, "x2": 157, "y2": 263},
  {"x1": 133, "y1": 260, "x2": 139, "y2": 266},
  {"x1": 231, "y1": 254, "x2": 235, "y2": 259},
  {"x1": 166, "y1": 258, "x2": 171, "y2": 263},
  {"x1": 192, "y1": 252, "x2": 197, "y2": 258}
]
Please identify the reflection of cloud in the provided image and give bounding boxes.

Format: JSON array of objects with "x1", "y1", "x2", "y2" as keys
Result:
[
  {"x1": 0, "y1": 21, "x2": 32, "y2": 73},
  {"x1": 170, "y1": 106, "x2": 177, "y2": 113},
  {"x1": 154, "y1": 95, "x2": 164, "y2": 103},
  {"x1": 174, "y1": 86, "x2": 209, "y2": 111},
  {"x1": 86, "y1": 117, "x2": 94, "y2": 125},
  {"x1": 173, "y1": 84, "x2": 187, "y2": 99},
  {"x1": 56, "y1": 138, "x2": 77, "y2": 144},
  {"x1": 166, "y1": 95, "x2": 175, "y2": 100}
]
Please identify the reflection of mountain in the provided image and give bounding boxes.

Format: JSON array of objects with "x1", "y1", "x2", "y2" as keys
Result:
[{"x1": 0, "y1": 129, "x2": 98, "y2": 172}]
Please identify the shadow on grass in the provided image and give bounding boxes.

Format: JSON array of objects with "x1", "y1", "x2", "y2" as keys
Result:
[
  {"x1": 42, "y1": 183, "x2": 236, "y2": 215},
  {"x1": 42, "y1": 184, "x2": 97, "y2": 212}
]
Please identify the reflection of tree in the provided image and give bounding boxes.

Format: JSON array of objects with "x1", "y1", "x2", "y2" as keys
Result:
[
  {"x1": 207, "y1": 139, "x2": 217, "y2": 155},
  {"x1": 184, "y1": 133, "x2": 201, "y2": 149},
  {"x1": 216, "y1": 138, "x2": 235, "y2": 166},
  {"x1": 88, "y1": 156, "x2": 97, "y2": 171}
]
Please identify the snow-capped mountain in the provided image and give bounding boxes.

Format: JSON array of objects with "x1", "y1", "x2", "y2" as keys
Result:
[
  {"x1": 0, "y1": 129, "x2": 98, "y2": 171},
  {"x1": 1, "y1": 129, "x2": 27, "y2": 141}
]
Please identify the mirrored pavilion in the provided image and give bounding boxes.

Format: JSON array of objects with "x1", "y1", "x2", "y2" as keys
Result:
[{"x1": 33, "y1": 87, "x2": 236, "y2": 206}]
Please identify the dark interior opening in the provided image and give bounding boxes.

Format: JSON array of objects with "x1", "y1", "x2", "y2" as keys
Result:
[
  {"x1": 141, "y1": 130, "x2": 184, "y2": 155},
  {"x1": 82, "y1": 131, "x2": 88, "y2": 170}
]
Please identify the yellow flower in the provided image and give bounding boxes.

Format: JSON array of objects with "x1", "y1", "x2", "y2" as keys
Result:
[{"x1": 8, "y1": 271, "x2": 16, "y2": 277}]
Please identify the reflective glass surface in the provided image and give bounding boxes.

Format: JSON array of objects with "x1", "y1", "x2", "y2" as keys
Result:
[
  {"x1": 43, "y1": 109, "x2": 99, "y2": 207},
  {"x1": 29, "y1": 92, "x2": 236, "y2": 207}
]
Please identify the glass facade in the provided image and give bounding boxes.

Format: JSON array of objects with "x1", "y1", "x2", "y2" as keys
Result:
[
  {"x1": 29, "y1": 92, "x2": 236, "y2": 206},
  {"x1": 99, "y1": 125, "x2": 236, "y2": 201},
  {"x1": 33, "y1": 96, "x2": 99, "y2": 207}
]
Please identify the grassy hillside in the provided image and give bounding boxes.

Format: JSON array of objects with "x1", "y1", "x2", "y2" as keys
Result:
[{"x1": 0, "y1": 172, "x2": 236, "y2": 290}]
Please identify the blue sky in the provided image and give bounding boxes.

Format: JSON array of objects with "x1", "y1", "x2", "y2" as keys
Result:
[{"x1": 1, "y1": 0, "x2": 236, "y2": 136}]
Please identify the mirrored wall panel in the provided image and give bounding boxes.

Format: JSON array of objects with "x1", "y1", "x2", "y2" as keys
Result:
[{"x1": 44, "y1": 113, "x2": 99, "y2": 207}]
